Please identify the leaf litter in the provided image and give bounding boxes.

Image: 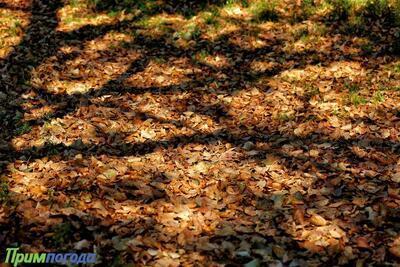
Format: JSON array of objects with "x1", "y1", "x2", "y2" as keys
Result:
[{"x1": 0, "y1": 0, "x2": 400, "y2": 266}]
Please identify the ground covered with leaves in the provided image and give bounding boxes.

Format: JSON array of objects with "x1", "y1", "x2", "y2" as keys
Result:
[{"x1": 1, "y1": 0, "x2": 400, "y2": 266}]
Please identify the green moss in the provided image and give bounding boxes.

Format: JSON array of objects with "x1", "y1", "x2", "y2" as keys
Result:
[{"x1": 0, "y1": 181, "x2": 9, "y2": 204}]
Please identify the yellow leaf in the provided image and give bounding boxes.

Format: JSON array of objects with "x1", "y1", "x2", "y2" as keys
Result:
[{"x1": 310, "y1": 214, "x2": 327, "y2": 226}]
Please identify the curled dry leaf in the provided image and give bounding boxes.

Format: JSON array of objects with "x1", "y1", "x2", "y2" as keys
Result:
[{"x1": 310, "y1": 214, "x2": 327, "y2": 226}]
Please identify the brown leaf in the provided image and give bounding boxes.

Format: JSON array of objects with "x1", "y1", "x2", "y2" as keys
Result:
[
  {"x1": 294, "y1": 208, "x2": 305, "y2": 225},
  {"x1": 356, "y1": 237, "x2": 370, "y2": 249},
  {"x1": 389, "y1": 237, "x2": 400, "y2": 258},
  {"x1": 302, "y1": 240, "x2": 324, "y2": 253}
]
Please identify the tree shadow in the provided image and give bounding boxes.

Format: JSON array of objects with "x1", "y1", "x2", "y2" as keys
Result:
[{"x1": 0, "y1": 0, "x2": 400, "y2": 265}]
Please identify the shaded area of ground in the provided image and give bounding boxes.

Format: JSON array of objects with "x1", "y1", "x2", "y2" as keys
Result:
[{"x1": 1, "y1": 0, "x2": 400, "y2": 266}]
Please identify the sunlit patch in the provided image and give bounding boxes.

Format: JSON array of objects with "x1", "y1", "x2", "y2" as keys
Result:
[
  {"x1": 31, "y1": 32, "x2": 139, "y2": 94},
  {"x1": 226, "y1": 85, "x2": 304, "y2": 134},
  {"x1": 326, "y1": 61, "x2": 365, "y2": 79},
  {"x1": 194, "y1": 51, "x2": 231, "y2": 69},
  {"x1": 249, "y1": 60, "x2": 277, "y2": 73},
  {"x1": 11, "y1": 90, "x2": 225, "y2": 152},
  {"x1": 291, "y1": 35, "x2": 324, "y2": 53},
  {"x1": 228, "y1": 28, "x2": 269, "y2": 50},
  {"x1": 279, "y1": 69, "x2": 307, "y2": 82},
  {"x1": 59, "y1": 45, "x2": 79, "y2": 54},
  {"x1": 221, "y1": 4, "x2": 249, "y2": 20},
  {"x1": 280, "y1": 61, "x2": 365, "y2": 82},
  {"x1": 124, "y1": 58, "x2": 195, "y2": 89},
  {"x1": 282, "y1": 22, "x2": 330, "y2": 54},
  {"x1": 137, "y1": 13, "x2": 186, "y2": 38},
  {"x1": 221, "y1": 18, "x2": 281, "y2": 51},
  {"x1": 6, "y1": 159, "x2": 60, "y2": 199},
  {"x1": 86, "y1": 31, "x2": 133, "y2": 51},
  {"x1": 299, "y1": 223, "x2": 348, "y2": 253},
  {"x1": 5, "y1": 151, "x2": 177, "y2": 219},
  {"x1": 23, "y1": 104, "x2": 57, "y2": 121},
  {"x1": 136, "y1": 13, "x2": 216, "y2": 46},
  {"x1": 57, "y1": 0, "x2": 135, "y2": 32},
  {"x1": 288, "y1": 22, "x2": 327, "y2": 40},
  {"x1": 0, "y1": 7, "x2": 30, "y2": 58},
  {"x1": 11, "y1": 117, "x2": 98, "y2": 151}
]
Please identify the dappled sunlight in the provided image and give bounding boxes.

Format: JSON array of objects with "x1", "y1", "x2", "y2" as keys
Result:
[
  {"x1": 5, "y1": 140, "x2": 309, "y2": 263},
  {"x1": 194, "y1": 51, "x2": 231, "y2": 69},
  {"x1": 0, "y1": 6, "x2": 30, "y2": 58},
  {"x1": 30, "y1": 32, "x2": 139, "y2": 94},
  {"x1": 205, "y1": 22, "x2": 240, "y2": 41},
  {"x1": 290, "y1": 34, "x2": 326, "y2": 54},
  {"x1": 23, "y1": 104, "x2": 58, "y2": 121},
  {"x1": 124, "y1": 58, "x2": 196, "y2": 89},
  {"x1": 249, "y1": 59, "x2": 277, "y2": 73},
  {"x1": 57, "y1": 0, "x2": 134, "y2": 32},
  {"x1": 1, "y1": 0, "x2": 400, "y2": 265},
  {"x1": 226, "y1": 23, "x2": 278, "y2": 50},
  {"x1": 11, "y1": 90, "x2": 226, "y2": 151},
  {"x1": 273, "y1": 59, "x2": 400, "y2": 142},
  {"x1": 11, "y1": 116, "x2": 98, "y2": 150},
  {"x1": 136, "y1": 13, "x2": 187, "y2": 39},
  {"x1": 221, "y1": 4, "x2": 250, "y2": 20}
]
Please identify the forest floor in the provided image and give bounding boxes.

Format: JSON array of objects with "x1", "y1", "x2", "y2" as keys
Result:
[{"x1": 1, "y1": 0, "x2": 400, "y2": 266}]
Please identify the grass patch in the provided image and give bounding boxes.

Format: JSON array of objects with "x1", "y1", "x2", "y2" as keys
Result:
[
  {"x1": 305, "y1": 84, "x2": 320, "y2": 99},
  {"x1": 0, "y1": 180, "x2": 9, "y2": 204},
  {"x1": 295, "y1": 0, "x2": 319, "y2": 21},
  {"x1": 394, "y1": 63, "x2": 400, "y2": 73},
  {"x1": 176, "y1": 23, "x2": 201, "y2": 40},
  {"x1": 138, "y1": 16, "x2": 166, "y2": 28},
  {"x1": 90, "y1": 0, "x2": 159, "y2": 14},
  {"x1": 372, "y1": 90, "x2": 385, "y2": 103},
  {"x1": 344, "y1": 81, "x2": 366, "y2": 106},
  {"x1": 378, "y1": 84, "x2": 400, "y2": 91},
  {"x1": 292, "y1": 26, "x2": 309, "y2": 40},
  {"x1": 202, "y1": 9, "x2": 220, "y2": 25},
  {"x1": 300, "y1": 32, "x2": 311, "y2": 43},
  {"x1": 153, "y1": 57, "x2": 167, "y2": 64},
  {"x1": 361, "y1": 42, "x2": 374, "y2": 53},
  {"x1": 328, "y1": 0, "x2": 400, "y2": 25},
  {"x1": 301, "y1": 0, "x2": 317, "y2": 16},
  {"x1": 52, "y1": 222, "x2": 73, "y2": 246},
  {"x1": 311, "y1": 23, "x2": 328, "y2": 36},
  {"x1": 278, "y1": 112, "x2": 294, "y2": 122},
  {"x1": 69, "y1": 0, "x2": 81, "y2": 8},
  {"x1": 250, "y1": 0, "x2": 278, "y2": 21},
  {"x1": 63, "y1": 16, "x2": 83, "y2": 25},
  {"x1": 107, "y1": 10, "x2": 120, "y2": 17},
  {"x1": 349, "y1": 92, "x2": 367, "y2": 106},
  {"x1": 15, "y1": 122, "x2": 32, "y2": 135},
  {"x1": 225, "y1": 0, "x2": 248, "y2": 7},
  {"x1": 345, "y1": 81, "x2": 360, "y2": 93},
  {"x1": 7, "y1": 20, "x2": 22, "y2": 37},
  {"x1": 196, "y1": 49, "x2": 208, "y2": 61}
]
